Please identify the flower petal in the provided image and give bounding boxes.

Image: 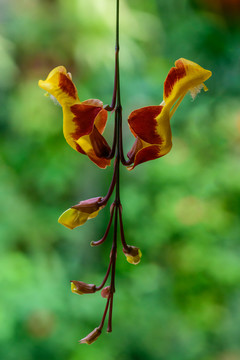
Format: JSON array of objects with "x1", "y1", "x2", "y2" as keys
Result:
[
  {"x1": 77, "y1": 127, "x2": 111, "y2": 169},
  {"x1": 58, "y1": 208, "x2": 90, "y2": 229},
  {"x1": 63, "y1": 105, "x2": 110, "y2": 168},
  {"x1": 38, "y1": 66, "x2": 79, "y2": 106},
  {"x1": 68, "y1": 104, "x2": 102, "y2": 139},
  {"x1": 127, "y1": 144, "x2": 161, "y2": 170},
  {"x1": 81, "y1": 100, "x2": 108, "y2": 134},
  {"x1": 163, "y1": 58, "x2": 212, "y2": 108},
  {"x1": 127, "y1": 106, "x2": 172, "y2": 169},
  {"x1": 94, "y1": 109, "x2": 108, "y2": 134},
  {"x1": 128, "y1": 106, "x2": 163, "y2": 144}
]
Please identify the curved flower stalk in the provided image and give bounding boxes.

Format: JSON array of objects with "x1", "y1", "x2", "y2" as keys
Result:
[
  {"x1": 38, "y1": 66, "x2": 111, "y2": 169},
  {"x1": 38, "y1": 0, "x2": 212, "y2": 346},
  {"x1": 127, "y1": 58, "x2": 212, "y2": 169}
]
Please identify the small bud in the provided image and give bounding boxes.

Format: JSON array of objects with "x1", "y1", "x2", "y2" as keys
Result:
[
  {"x1": 101, "y1": 286, "x2": 110, "y2": 298},
  {"x1": 123, "y1": 246, "x2": 142, "y2": 265},
  {"x1": 71, "y1": 281, "x2": 96, "y2": 295},
  {"x1": 79, "y1": 327, "x2": 101, "y2": 345}
]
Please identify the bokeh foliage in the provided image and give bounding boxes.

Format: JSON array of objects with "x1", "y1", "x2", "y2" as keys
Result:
[{"x1": 1, "y1": 0, "x2": 240, "y2": 359}]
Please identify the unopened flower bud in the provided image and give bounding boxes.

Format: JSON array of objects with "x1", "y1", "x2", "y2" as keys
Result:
[
  {"x1": 71, "y1": 281, "x2": 96, "y2": 295},
  {"x1": 101, "y1": 286, "x2": 110, "y2": 298},
  {"x1": 58, "y1": 197, "x2": 105, "y2": 229},
  {"x1": 79, "y1": 327, "x2": 101, "y2": 345},
  {"x1": 123, "y1": 246, "x2": 142, "y2": 265}
]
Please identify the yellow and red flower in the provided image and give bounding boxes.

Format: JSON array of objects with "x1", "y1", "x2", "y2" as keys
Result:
[
  {"x1": 58, "y1": 197, "x2": 105, "y2": 230},
  {"x1": 127, "y1": 58, "x2": 212, "y2": 169},
  {"x1": 38, "y1": 66, "x2": 111, "y2": 168}
]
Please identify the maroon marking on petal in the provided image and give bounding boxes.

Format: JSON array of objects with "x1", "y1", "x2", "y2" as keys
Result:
[
  {"x1": 89, "y1": 126, "x2": 111, "y2": 158},
  {"x1": 70, "y1": 104, "x2": 102, "y2": 140},
  {"x1": 164, "y1": 61, "x2": 186, "y2": 99},
  {"x1": 59, "y1": 73, "x2": 77, "y2": 99},
  {"x1": 133, "y1": 145, "x2": 160, "y2": 168},
  {"x1": 75, "y1": 143, "x2": 86, "y2": 154},
  {"x1": 128, "y1": 106, "x2": 163, "y2": 144}
]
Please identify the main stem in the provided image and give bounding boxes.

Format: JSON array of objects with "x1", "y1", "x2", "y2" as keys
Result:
[
  {"x1": 107, "y1": 0, "x2": 121, "y2": 333},
  {"x1": 97, "y1": 0, "x2": 122, "y2": 334}
]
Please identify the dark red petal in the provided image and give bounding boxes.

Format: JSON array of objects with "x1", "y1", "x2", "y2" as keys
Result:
[
  {"x1": 164, "y1": 60, "x2": 186, "y2": 99},
  {"x1": 128, "y1": 106, "x2": 163, "y2": 144},
  {"x1": 127, "y1": 137, "x2": 143, "y2": 163},
  {"x1": 94, "y1": 109, "x2": 108, "y2": 134},
  {"x1": 131, "y1": 145, "x2": 160, "y2": 169},
  {"x1": 59, "y1": 73, "x2": 77, "y2": 99},
  {"x1": 70, "y1": 104, "x2": 102, "y2": 139}
]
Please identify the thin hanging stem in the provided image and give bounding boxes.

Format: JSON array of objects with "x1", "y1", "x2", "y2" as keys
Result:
[
  {"x1": 87, "y1": 0, "x2": 124, "y2": 338},
  {"x1": 105, "y1": 0, "x2": 121, "y2": 333},
  {"x1": 99, "y1": 296, "x2": 111, "y2": 331},
  {"x1": 104, "y1": 49, "x2": 119, "y2": 112},
  {"x1": 107, "y1": 294, "x2": 114, "y2": 332},
  {"x1": 107, "y1": 199, "x2": 118, "y2": 332},
  {"x1": 104, "y1": 0, "x2": 120, "y2": 112},
  {"x1": 118, "y1": 205, "x2": 129, "y2": 251},
  {"x1": 96, "y1": 257, "x2": 113, "y2": 291},
  {"x1": 108, "y1": 115, "x2": 117, "y2": 159},
  {"x1": 91, "y1": 205, "x2": 115, "y2": 247},
  {"x1": 119, "y1": 112, "x2": 133, "y2": 166},
  {"x1": 98, "y1": 160, "x2": 117, "y2": 206}
]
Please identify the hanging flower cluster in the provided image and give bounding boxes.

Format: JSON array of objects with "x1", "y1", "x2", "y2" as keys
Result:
[{"x1": 38, "y1": 2, "x2": 212, "y2": 345}]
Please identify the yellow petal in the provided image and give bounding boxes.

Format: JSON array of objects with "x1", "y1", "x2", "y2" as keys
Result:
[
  {"x1": 123, "y1": 246, "x2": 142, "y2": 265},
  {"x1": 126, "y1": 249, "x2": 142, "y2": 265},
  {"x1": 38, "y1": 66, "x2": 79, "y2": 107},
  {"x1": 58, "y1": 208, "x2": 90, "y2": 229},
  {"x1": 163, "y1": 58, "x2": 212, "y2": 110}
]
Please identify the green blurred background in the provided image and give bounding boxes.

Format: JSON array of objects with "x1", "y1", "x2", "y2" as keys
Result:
[{"x1": 1, "y1": 0, "x2": 240, "y2": 359}]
